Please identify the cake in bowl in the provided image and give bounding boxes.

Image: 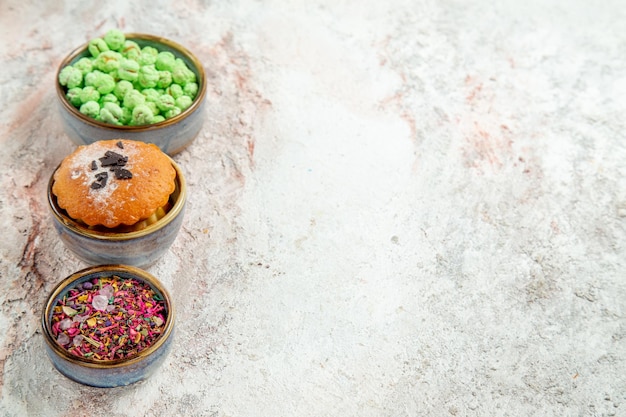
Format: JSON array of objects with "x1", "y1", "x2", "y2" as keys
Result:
[
  {"x1": 52, "y1": 139, "x2": 176, "y2": 231},
  {"x1": 48, "y1": 138, "x2": 187, "y2": 267}
]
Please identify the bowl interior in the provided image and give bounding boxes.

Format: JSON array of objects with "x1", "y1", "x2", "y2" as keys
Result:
[
  {"x1": 48, "y1": 156, "x2": 186, "y2": 240},
  {"x1": 42, "y1": 265, "x2": 174, "y2": 366},
  {"x1": 56, "y1": 33, "x2": 206, "y2": 130}
]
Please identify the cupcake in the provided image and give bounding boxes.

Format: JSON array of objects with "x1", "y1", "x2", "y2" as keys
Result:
[{"x1": 52, "y1": 139, "x2": 176, "y2": 231}]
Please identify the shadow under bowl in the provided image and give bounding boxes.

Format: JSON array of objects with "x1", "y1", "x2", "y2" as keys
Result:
[
  {"x1": 47, "y1": 156, "x2": 187, "y2": 269},
  {"x1": 41, "y1": 264, "x2": 175, "y2": 388},
  {"x1": 56, "y1": 33, "x2": 207, "y2": 155}
]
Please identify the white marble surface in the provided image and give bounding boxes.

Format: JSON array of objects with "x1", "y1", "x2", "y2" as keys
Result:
[{"x1": 1, "y1": 0, "x2": 625, "y2": 416}]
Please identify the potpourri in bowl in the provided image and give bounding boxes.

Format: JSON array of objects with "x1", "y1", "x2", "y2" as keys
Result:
[{"x1": 41, "y1": 265, "x2": 175, "y2": 388}]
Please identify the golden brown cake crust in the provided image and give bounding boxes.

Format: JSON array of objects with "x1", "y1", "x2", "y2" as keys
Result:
[{"x1": 52, "y1": 139, "x2": 176, "y2": 228}]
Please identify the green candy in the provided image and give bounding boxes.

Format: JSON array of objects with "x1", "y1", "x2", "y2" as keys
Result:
[
  {"x1": 164, "y1": 106, "x2": 181, "y2": 119},
  {"x1": 123, "y1": 89, "x2": 145, "y2": 109},
  {"x1": 100, "y1": 93, "x2": 118, "y2": 104},
  {"x1": 79, "y1": 101, "x2": 101, "y2": 118},
  {"x1": 145, "y1": 101, "x2": 159, "y2": 116},
  {"x1": 157, "y1": 70, "x2": 172, "y2": 89},
  {"x1": 167, "y1": 84, "x2": 183, "y2": 99},
  {"x1": 66, "y1": 87, "x2": 83, "y2": 107},
  {"x1": 141, "y1": 88, "x2": 160, "y2": 102},
  {"x1": 131, "y1": 104, "x2": 154, "y2": 125},
  {"x1": 122, "y1": 40, "x2": 141, "y2": 60},
  {"x1": 155, "y1": 51, "x2": 175, "y2": 72},
  {"x1": 118, "y1": 58, "x2": 139, "y2": 82},
  {"x1": 88, "y1": 38, "x2": 109, "y2": 58},
  {"x1": 79, "y1": 86, "x2": 100, "y2": 104},
  {"x1": 108, "y1": 70, "x2": 120, "y2": 82},
  {"x1": 137, "y1": 65, "x2": 159, "y2": 89},
  {"x1": 113, "y1": 80, "x2": 134, "y2": 100},
  {"x1": 93, "y1": 72, "x2": 116, "y2": 94},
  {"x1": 175, "y1": 95, "x2": 193, "y2": 111},
  {"x1": 104, "y1": 29, "x2": 125, "y2": 51},
  {"x1": 61, "y1": 29, "x2": 201, "y2": 126},
  {"x1": 156, "y1": 94, "x2": 175, "y2": 112},
  {"x1": 73, "y1": 57, "x2": 93, "y2": 75},
  {"x1": 94, "y1": 51, "x2": 122, "y2": 72},
  {"x1": 183, "y1": 82, "x2": 198, "y2": 99},
  {"x1": 99, "y1": 102, "x2": 124, "y2": 125},
  {"x1": 138, "y1": 46, "x2": 158, "y2": 66},
  {"x1": 172, "y1": 66, "x2": 196, "y2": 86},
  {"x1": 59, "y1": 66, "x2": 83, "y2": 89},
  {"x1": 84, "y1": 70, "x2": 103, "y2": 87},
  {"x1": 121, "y1": 107, "x2": 132, "y2": 125}
]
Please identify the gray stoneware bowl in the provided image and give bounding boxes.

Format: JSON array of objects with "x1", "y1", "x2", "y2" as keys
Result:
[
  {"x1": 47, "y1": 156, "x2": 186, "y2": 268},
  {"x1": 41, "y1": 264, "x2": 175, "y2": 388},
  {"x1": 56, "y1": 33, "x2": 206, "y2": 155}
]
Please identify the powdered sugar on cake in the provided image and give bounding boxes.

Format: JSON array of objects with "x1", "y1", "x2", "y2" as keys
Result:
[{"x1": 68, "y1": 141, "x2": 142, "y2": 207}]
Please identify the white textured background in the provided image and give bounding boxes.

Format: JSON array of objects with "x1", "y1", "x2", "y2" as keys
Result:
[{"x1": 1, "y1": 1, "x2": 625, "y2": 416}]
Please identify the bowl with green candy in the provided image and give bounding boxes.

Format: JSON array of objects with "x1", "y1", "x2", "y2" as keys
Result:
[{"x1": 56, "y1": 30, "x2": 206, "y2": 155}]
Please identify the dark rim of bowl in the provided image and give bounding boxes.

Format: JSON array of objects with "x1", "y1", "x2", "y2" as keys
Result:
[
  {"x1": 56, "y1": 33, "x2": 207, "y2": 131},
  {"x1": 41, "y1": 264, "x2": 175, "y2": 368},
  {"x1": 47, "y1": 155, "x2": 187, "y2": 240}
]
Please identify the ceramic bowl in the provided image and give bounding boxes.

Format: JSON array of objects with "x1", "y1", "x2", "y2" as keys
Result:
[
  {"x1": 47, "y1": 156, "x2": 186, "y2": 268},
  {"x1": 56, "y1": 33, "x2": 206, "y2": 155},
  {"x1": 41, "y1": 264, "x2": 175, "y2": 388}
]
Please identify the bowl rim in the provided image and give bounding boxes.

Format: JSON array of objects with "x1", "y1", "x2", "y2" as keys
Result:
[
  {"x1": 41, "y1": 264, "x2": 175, "y2": 368},
  {"x1": 47, "y1": 153, "x2": 187, "y2": 240},
  {"x1": 55, "y1": 32, "x2": 207, "y2": 131}
]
